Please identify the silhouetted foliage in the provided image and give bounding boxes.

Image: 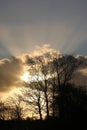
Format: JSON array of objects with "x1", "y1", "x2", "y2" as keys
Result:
[
  {"x1": 0, "y1": 54, "x2": 87, "y2": 129},
  {"x1": 7, "y1": 94, "x2": 26, "y2": 120},
  {"x1": 55, "y1": 83, "x2": 87, "y2": 123},
  {"x1": 22, "y1": 87, "x2": 44, "y2": 120}
]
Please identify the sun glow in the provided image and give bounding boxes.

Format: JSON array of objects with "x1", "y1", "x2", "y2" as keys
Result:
[
  {"x1": 21, "y1": 71, "x2": 29, "y2": 82},
  {"x1": 21, "y1": 71, "x2": 44, "y2": 83}
]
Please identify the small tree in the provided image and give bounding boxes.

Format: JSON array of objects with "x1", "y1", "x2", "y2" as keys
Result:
[
  {"x1": 7, "y1": 94, "x2": 25, "y2": 120},
  {"x1": 22, "y1": 86, "x2": 45, "y2": 120},
  {"x1": 0, "y1": 101, "x2": 6, "y2": 120}
]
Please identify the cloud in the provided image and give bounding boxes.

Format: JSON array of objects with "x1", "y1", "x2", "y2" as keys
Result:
[
  {"x1": 23, "y1": 44, "x2": 61, "y2": 66},
  {"x1": 23, "y1": 45, "x2": 87, "y2": 88},
  {"x1": 29, "y1": 44, "x2": 59, "y2": 56},
  {"x1": 0, "y1": 45, "x2": 87, "y2": 94},
  {"x1": 0, "y1": 44, "x2": 55, "y2": 92},
  {"x1": 0, "y1": 44, "x2": 56, "y2": 92},
  {"x1": 72, "y1": 69, "x2": 87, "y2": 87},
  {"x1": 72, "y1": 56, "x2": 87, "y2": 87},
  {"x1": 0, "y1": 57, "x2": 24, "y2": 92}
]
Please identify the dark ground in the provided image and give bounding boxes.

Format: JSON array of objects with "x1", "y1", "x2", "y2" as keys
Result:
[{"x1": 0, "y1": 118, "x2": 87, "y2": 130}]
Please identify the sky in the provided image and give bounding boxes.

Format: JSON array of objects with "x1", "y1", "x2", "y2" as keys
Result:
[
  {"x1": 0, "y1": 0, "x2": 87, "y2": 95},
  {"x1": 0, "y1": 0, "x2": 87, "y2": 59}
]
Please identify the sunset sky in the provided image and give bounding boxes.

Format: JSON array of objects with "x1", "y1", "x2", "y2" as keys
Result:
[
  {"x1": 0, "y1": 0, "x2": 87, "y2": 60},
  {"x1": 0, "y1": 0, "x2": 87, "y2": 95}
]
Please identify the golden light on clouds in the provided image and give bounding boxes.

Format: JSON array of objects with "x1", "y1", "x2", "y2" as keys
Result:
[
  {"x1": 79, "y1": 68, "x2": 87, "y2": 76},
  {"x1": 0, "y1": 44, "x2": 87, "y2": 96}
]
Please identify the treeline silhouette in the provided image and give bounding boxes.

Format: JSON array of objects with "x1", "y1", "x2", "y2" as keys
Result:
[{"x1": 0, "y1": 53, "x2": 87, "y2": 130}]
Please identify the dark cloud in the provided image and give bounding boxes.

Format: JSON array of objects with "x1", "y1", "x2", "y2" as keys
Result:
[
  {"x1": 72, "y1": 68, "x2": 87, "y2": 88},
  {"x1": 0, "y1": 57, "x2": 24, "y2": 92},
  {"x1": 71, "y1": 56, "x2": 87, "y2": 87}
]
